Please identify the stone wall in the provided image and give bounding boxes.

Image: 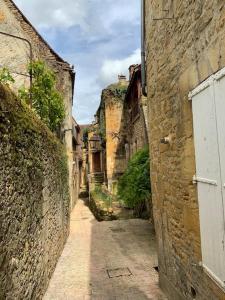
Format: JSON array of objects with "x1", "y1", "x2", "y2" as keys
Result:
[
  {"x1": 103, "y1": 83, "x2": 128, "y2": 193},
  {"x1": 145, "y1": 1, "x2": 225, "y2": 299},
  {"x1": 72, "y1": 119, "x2": 82, "y2": 206},
  {"x1": 0, "y1": 85, "x2": 70, "y2": 299},
  {"x1": 0, "y1": 0, "x2": 75, "y2": 209},
  {"x1": 123, "y1": 66, "x2": 149, "y2": 158}
]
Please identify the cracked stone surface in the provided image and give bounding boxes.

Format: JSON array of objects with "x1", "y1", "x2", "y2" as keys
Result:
[{"x1": 44, "y1": 199, "x2": 167, "y2": 300}]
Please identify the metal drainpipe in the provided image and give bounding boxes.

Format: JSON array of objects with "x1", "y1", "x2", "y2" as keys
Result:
[
  {"x1": 0, "y1": 31, "x2": 33, "y2": 106},
  {"x1": 141, "y1": 0, "x2": 147, "y2": 97}
]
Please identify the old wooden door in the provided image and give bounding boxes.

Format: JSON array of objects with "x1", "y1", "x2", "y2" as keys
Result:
[{"x1": 92, "y1": 152, "x2": 101, "y2": 173}]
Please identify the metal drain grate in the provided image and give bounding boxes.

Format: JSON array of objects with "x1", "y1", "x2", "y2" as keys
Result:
[
  {"x1": 110, "y1": 227, "x2": 126, "y2": 233},
  {"x1": 107, "y1": 267, "x2": 132, "y2": 278}
]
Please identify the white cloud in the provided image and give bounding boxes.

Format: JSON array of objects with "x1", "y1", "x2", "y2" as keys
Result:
[
  {"x1": 98, "y1": 49, "x2": 141, "y2": 87},
  {"x1": 14, "y1": 0, "x2": 139, "y2": 33},
  {"x1": 13, "y1": 0, "x2": 141, "y2": 124},
  {"x1": 14, "y1": 0, "x2": 88, "y2": 29}
]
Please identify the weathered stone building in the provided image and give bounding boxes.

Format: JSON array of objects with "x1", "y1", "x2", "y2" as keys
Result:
[
  {"x1": 0, "y1": 84, "x2": 70, "y2": 299},
  {"x1": 87, "y1": 129, "x2": 105, "y2": 191},
  {"x1": 144, "y1": 1, "x2": 225, "y2": 299},
  {"x1": 79, "y1": 124, "x2": 91, "y2": 194},
  {"x1": 96, "y1": 75, "x2": 128, "y2": 193},
  {"x1": 123, "y1": 64, "x2": 149, "y2": 161},
  {"x1": 89, "y1": 69, "x2": 149, "y2": 195},
  {"x1": 0, "y1": 0, "x2": 76, "y2": 207},
  {"x1": 72, "y1": 118, "x2": 82, "y2": 204}
]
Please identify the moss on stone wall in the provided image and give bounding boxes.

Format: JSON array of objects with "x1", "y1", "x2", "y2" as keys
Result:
[
  {"x1": 0, "y1": 84, "x2": 70, "y2": 299},
  {"x1": 103, "y1": 82, "x2": 128, "y2": 105},
  {"x1": 107, "y1": 83, "x2": 127, "y2": 99}
]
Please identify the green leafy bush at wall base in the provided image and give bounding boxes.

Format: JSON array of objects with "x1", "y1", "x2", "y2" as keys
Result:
[
  {"x1": 91, "y1": 186, "x2": 112, "y2": 209},
  {"x1": 117, "y1": 147, "x2": 151, "y2": 216}
]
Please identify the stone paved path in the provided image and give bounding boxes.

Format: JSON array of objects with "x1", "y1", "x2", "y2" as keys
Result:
[{"x1": 44, "y1": 199, "x2": 167, "y2": 300}]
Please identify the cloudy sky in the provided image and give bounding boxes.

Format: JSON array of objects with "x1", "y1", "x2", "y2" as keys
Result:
[{"x1": 14, "y1": 0, "x2": 141, "y2": 124}]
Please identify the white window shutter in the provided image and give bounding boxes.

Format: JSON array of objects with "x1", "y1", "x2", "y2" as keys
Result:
[
  {"x1": 190, "y1": 74, "x2": 225, "y2": 286},
  {"x1": 214, "y1": 72, "x2": 225, "y2": 229}
]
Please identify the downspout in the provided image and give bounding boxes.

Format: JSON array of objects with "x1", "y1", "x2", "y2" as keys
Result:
[{"x1": 141, "y1": 0, "x2": 147, "y2": 97}]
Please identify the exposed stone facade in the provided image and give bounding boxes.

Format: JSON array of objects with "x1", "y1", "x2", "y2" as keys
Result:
[
  {"x1": 92, "y1": 70, "x2": 149, "y2": 195},
  {"x1": 72, "y1": 118, "x2": 82, "y2": 206},
  {"x1": 0, "y1": 0, "x2": 76, "y2": 208},
  {"x1": 144, "y1": 1, "x2": 225, "y2": 299},
  {"x1": 79, "y1": 125, "x2": 91, "y2": 194},
  {"x1": 0, "y1": 85, "x2": 70, "y2": 299},
  {"x1": 123, "y1": 65, "x2": 149, "y2": 161},
  {"x1": 98, "y1": 76, "x2": 128, "y2": 193},
  {"x1": 86, "y1": 127, "x2": 105, "y2": 191}
]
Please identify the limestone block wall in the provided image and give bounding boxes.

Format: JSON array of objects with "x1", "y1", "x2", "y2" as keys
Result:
[
  {"x1": 0, "y1": 0, "x2": 75, "y2": 209},
  {"x1": 0, "y1": 85, "x2": 70, "y2": 299},
  {"x1": 125, "y1": 103, "x2": 149, "y2": 158},
  {"x1": 104, "y1": 90, "x2": 127, "y2": 192},
  {"x1": 145, "y1": 1, "x2": 225, "y2": 299},
  {"x1": 0, "y1": 0, "x2": 30, "y2": 87},
  {"x1": 123, "y1": 67, "x2": 149, "y2": 159}
]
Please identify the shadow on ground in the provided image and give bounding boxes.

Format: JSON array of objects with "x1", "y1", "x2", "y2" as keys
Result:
[{"x1": 44, "y1": 198, "x2": 167, "y2": 300}]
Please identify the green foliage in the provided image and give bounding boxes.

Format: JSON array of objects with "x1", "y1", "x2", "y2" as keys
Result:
[
  {"x1": 113, "y1": 87, "x2": 127, "y2": 98},
  {"x1": 19, "y1": 61, "x2": 65, "y2": 131},
  {"x1": 83, "y1": 127, "x2": 90, "y2": 136},
  {"x1": 117, "y1": 147, "x2": 151, "y2": 209},
  {"x1": 108, "y1": 84, "x2": 127, "y2": 101},
  {"x1": 91, "y1": 186, "x2": 112, "y2": 209},
  {"x1": 82, "y1": 127, "x2": 90, "y2": 148},
  {"x1": 0, "y1": 67, "x2": 15, "y2": 85},
  {"x1": 98, "y1": 109, "x2": 106, "y2": 142},
  {"x1": 0, "y1": 83, "x2": 70, "y2": 214}
]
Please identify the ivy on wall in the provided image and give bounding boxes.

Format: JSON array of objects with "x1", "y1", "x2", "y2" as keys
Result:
[
  {"x1": 104, "y1": 84, "x2": 127, "y2": 104},
  {"x1": 0, "y1": 67, "x2": 15, "y2": 85},
  {"x1": 0, "y1": 83, "x2": 70, "y2": 299},
  {"x1": 0, "y1": 62, "x2": 65, "y2": 133},
  {"x1": 117, "y1": 147, "x2": 151, "y2": 216},
  {"x1": 19, "y1": 61, "x2": 65, "y2": 132}
]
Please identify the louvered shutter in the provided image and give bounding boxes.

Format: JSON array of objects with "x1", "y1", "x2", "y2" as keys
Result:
[{"x1": 189, "y1": 70, "x2": 225, "y2": 287}]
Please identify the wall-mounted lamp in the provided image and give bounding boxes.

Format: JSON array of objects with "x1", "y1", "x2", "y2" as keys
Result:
[
  {"x1": 160, "y1": 135, "x2": 172, "y2": 145},
  {"x1": 89, "y1": 135, "x2": 101, "y2": 150}
]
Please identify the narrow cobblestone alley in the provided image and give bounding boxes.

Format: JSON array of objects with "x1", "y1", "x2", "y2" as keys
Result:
[{"x1": 44, "y1": 199, "x2": 167, "y2": 300}]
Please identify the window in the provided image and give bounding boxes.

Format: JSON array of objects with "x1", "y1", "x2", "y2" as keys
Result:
[
  {"x1": 131, "y1": 85, "x2": 140, "y2": 121},
  {"x1": 189, "y1": 67, "x2": 225, "y2": 288}
]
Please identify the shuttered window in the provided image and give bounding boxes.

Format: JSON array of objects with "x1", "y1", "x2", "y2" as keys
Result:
[{"x1": 189, "y1": 68, "x2": 225, "y2": 288}]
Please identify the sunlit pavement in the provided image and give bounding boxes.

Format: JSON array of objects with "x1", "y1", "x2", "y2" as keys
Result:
[{"x1": 44, "y1": 199, "x2": 167, "y2": 300}]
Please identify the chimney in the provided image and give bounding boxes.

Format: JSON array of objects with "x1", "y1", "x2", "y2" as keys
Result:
[
  {"x1": 118, "y1": 74, "x2": 127, "y2": 85},
  {"x1": 129, "y1": 64, "x2": 137, "y2": 80}
]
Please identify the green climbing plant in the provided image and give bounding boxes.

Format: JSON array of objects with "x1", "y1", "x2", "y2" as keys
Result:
[
  {"x1": 117, "y1": 147, "x2": 151, "y2": 216},
  {"x1": 0, "y1": 67, "x2": 15, "y2": 85},
  {"x1": 82, "y1": 127, "x2": 90, "y2": 148},
  {"x1": 19, "y1": 61, "x2": 65, "y2": 131},
  {"x1": 91, "y1": 186, "x2": 112, "y2": 210}
]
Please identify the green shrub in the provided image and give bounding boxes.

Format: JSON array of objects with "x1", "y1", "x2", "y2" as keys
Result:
[
  {"x1": 91, "y1": 186, "x2": 112, "y2": 209},
  {"x1": 82, "y1": 127, "x2": 89, "y2": 148},
  {"x1": 117, "y1": 147, "x2": 151, "y2": 212},
  {"x1": 19, "y1": 61, "x2": 65, "y2": 132},
  {"x1": 0, "y1": 67, "x2": 15, "y2": 85}
]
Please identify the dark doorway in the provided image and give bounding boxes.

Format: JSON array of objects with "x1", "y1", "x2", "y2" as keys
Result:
[{"x1": 92, "y1": 152, "x2": 101, "y2": 173}]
